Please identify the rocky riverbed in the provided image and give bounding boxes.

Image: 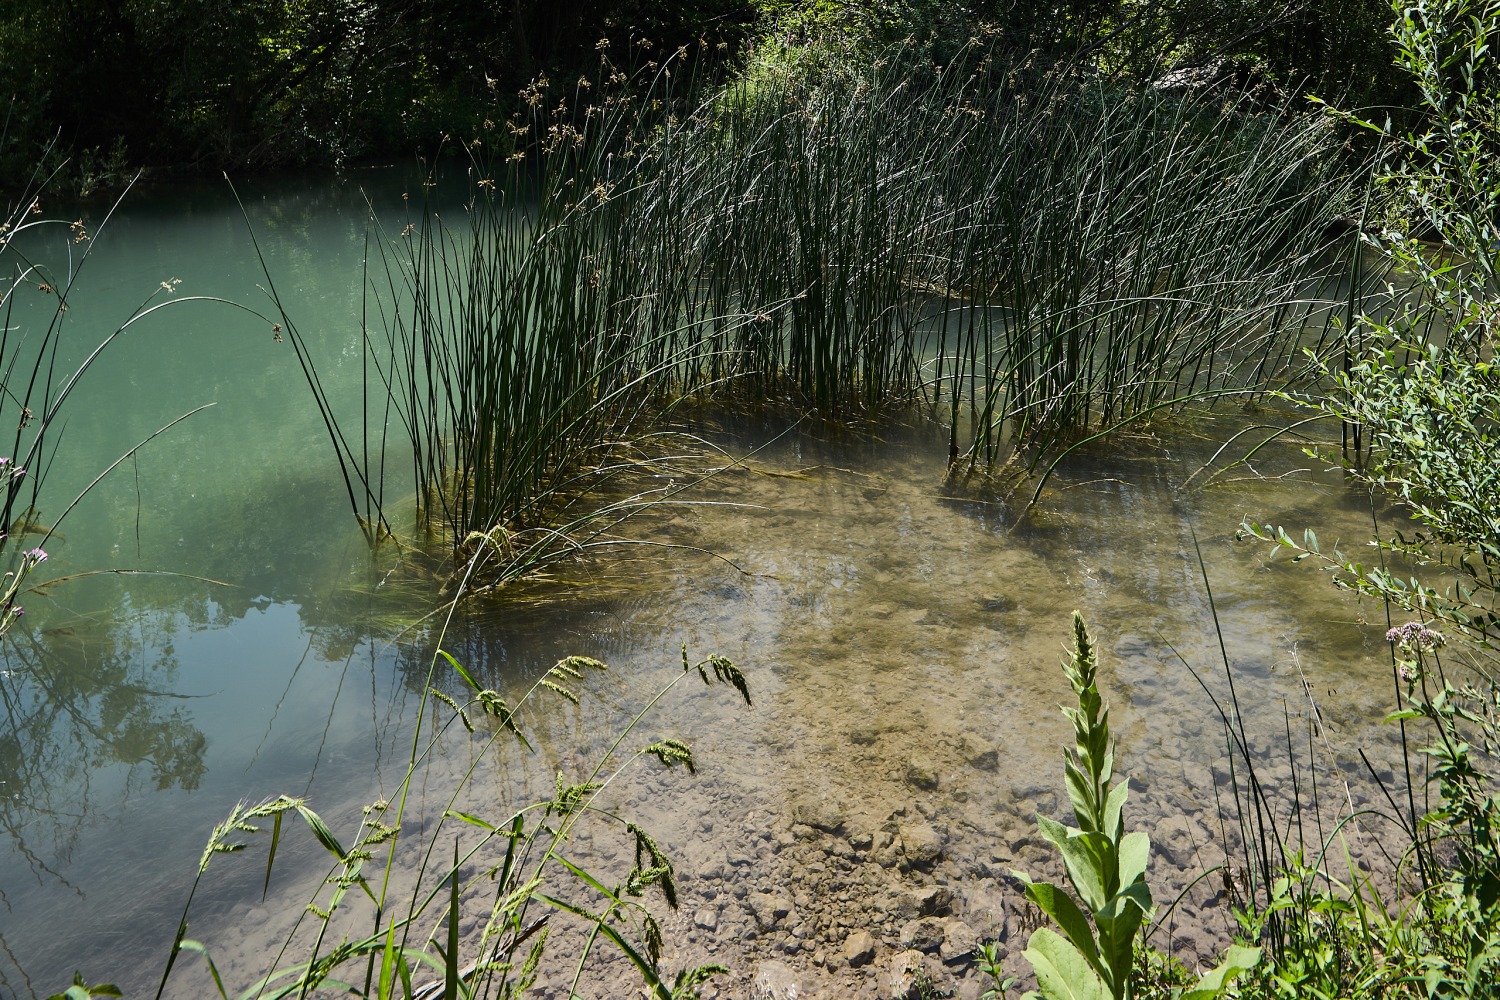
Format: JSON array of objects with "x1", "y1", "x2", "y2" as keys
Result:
[{"x1": 164, "y1": 430, "x2": 1409, "y2": 1000}]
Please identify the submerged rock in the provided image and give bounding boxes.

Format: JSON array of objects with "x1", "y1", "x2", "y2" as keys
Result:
[
  {"x1": 887, "y1": 948, "x2": 955, "y2": 999},
  {"x1": 899, "y1": 821, "x2": 945, "y2": 870},
  {"x1": 792, "y1": 796, "x2": 846, "y2": 833},
  {"x1": 977, "y1": 594, "x2": 1016, "y2": 613},
  {"x1": 748, "y1": 891, "x2": 795, "y2": 931},
  {"x1": 964, "y1": 740, "x2": 1000, "y2": 772},
  {"x1": 900, "y1": 916, "x2": 947, "y2": 953},
  {"x1": 751, "y1": 959, "x2": 802, "y2": 1000},
  {"x1": 939, "y1": 918, "x2": 980, "y2": 964},
  {"x1": 905, "y1": 757, "x2": 940, "y2": 791}
]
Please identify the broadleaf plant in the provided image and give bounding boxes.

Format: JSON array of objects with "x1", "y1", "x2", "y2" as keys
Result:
[{"x1": 1014, "y1": 613, "x2": 1260, "y2": 1000}]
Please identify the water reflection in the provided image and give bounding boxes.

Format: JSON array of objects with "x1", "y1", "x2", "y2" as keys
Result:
[
  {"x1": 0, "y1": 613, "x2": 206, "y2": 850},
  {"x1": 0, "y1": 611, "x2": 206, "y2": 996}
]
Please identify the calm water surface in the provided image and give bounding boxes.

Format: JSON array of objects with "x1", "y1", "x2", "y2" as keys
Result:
[{"x1": 0, "y1": 176, "x2": 1408, "y2": 998}]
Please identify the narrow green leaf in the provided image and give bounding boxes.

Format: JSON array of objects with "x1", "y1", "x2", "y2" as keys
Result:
[
  {"x1": 1102, "y1": 778, "x2": 1129, "y2": 840},
  {"x1": 378, "y1": 923, "x2": 396, "y2": 1000},
  {"x1": 180, "y1": 940, "x2": 229, "y2": 1000},
  {"x1": 395, "y1": 952, "x2": 414, "y2": 1000},
  {"x1": 295, "y1": 804, "x2": 348, "y2": 860},
  {"x1": 438, "y1": 649, "x2": 481, "y2": 692},
  {"x1": 443, "y1": 809, "x2": 496, "y2": 832},
  {"x1": 1064, "y1": 764, "x2": 1097, "y2": 832},
  {"x1": 262, "y1": 810, "x2": 282, "y2": 902},
  {"x1": 445, "y1": 840, "x2": 460, "y2": 1000}
]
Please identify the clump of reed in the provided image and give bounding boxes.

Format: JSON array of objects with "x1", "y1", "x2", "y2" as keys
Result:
[{"x1": 307, "y1": 40, "x2": 1363, "y2": 576}]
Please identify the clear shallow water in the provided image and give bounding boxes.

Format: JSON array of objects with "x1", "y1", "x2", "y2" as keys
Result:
[{"x1": 0, "y1": 177, "x2": 1411, "y2": 998}]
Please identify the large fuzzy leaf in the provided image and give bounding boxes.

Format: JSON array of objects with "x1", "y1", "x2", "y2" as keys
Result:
[
  {"x1": 1102, "y1": 778, "x2": 1130, "y2": 841},
  {"x1": 1023, "y1": 881, "x2": 1105, "y2": 980},
  {"x1": 1039, "y1": 816, "x2": 1112, "y2": 911},
  {"x1": 1117, "y1": 830, "x2": 1151, "y2": 890},
  {"x1": 1023, "y1": 929, "x2": 1111, "y2": 1000},
  {"x1": 1094, "y1": 881, "x2": 1151, "y2": 987}
]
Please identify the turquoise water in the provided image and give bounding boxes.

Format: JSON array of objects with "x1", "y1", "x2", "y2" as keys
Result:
[
  {"x1": 0, "y1": 176, "x2": 1410, "y2": 998},
  {"x1": 0, "y1": 173, "x2": 436, "y2": 995}
]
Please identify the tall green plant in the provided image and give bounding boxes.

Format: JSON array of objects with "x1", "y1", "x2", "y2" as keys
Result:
[
  {"x1": 278, "y1": 39, "x2": 1360, "y2": 591},
  {"x1": 1250, "y1": 0, "x2": 1500, "y2": 654},
  {"x1": 1383, "y1": 622, "x2": 1500, "y2": 996},
  {"x1": 1013, "y1": 613, "x2": 1259, "y2": 1000}
]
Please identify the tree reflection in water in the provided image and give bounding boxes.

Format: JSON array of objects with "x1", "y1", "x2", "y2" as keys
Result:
[{"x1": 0, "y1": 613, "x2": 207, "y2": 972}]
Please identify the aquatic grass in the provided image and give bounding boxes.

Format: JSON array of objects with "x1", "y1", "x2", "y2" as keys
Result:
[{"x1": 275, "y1": 39, "x2": 1368, "y2": 587}]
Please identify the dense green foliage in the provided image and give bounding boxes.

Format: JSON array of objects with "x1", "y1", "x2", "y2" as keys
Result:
[
  {"x1": 1, "y1": 0, "x2": 1408, "y2": 197},
  {"x1": 1221, "y1": 3, "x2": 1500, "y2": 998},
  {"x1": 1246, "y1": 0, "x2": 1499, "y2": 656},
  {"x1": 0, "y1": 0, "x2": 756, "y2": 195}
]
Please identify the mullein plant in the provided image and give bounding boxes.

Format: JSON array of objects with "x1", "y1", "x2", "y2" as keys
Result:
[{"x1": 1008, "y1": 613, "x2": 1260, "y2": 1000}]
